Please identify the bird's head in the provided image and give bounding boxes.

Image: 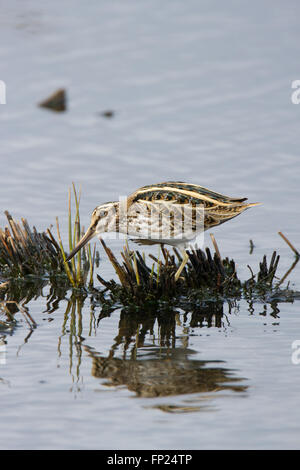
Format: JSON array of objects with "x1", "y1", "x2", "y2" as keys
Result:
[{"x1": 66, "y1": 202, "x2": 118, "y2": 261}]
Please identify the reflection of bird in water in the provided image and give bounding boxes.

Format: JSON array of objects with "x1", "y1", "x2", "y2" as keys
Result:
[
  {"x1": 86, "y1": 302, "x2": 241, "y2": 408},
  {"x1": 85, "y1": 346, "x2": 247, "y2": 400},
  {"x1": 66, "y1": 182, "x2": 259, "y2": 280}
]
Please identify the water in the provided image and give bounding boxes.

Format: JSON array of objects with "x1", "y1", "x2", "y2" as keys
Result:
[{"x1": 0, "y1": 0, "x2": 300, "y2": 449}]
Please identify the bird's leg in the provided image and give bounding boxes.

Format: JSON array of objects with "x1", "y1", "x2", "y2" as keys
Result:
[{"x1": 174, "y1": 249, "x2": 189, "y2": 281}]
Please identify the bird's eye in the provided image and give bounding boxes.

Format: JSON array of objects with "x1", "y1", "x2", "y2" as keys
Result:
[{"x1": 99, "y1": 210, "x2": 107, "y2": 218}]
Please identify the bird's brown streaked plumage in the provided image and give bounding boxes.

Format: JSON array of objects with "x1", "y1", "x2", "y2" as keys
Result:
[
  {"x1": 128, "y1": 181, "x2": 249, "y2": 206},
  {"x1": 127, "y1": 182, "x2": 259, "y2": 244},
  {"x1": 66, "y1": 181, "x2": 260, "y2": 262}
]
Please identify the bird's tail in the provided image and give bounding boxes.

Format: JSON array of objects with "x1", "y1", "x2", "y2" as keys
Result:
[{"x1": 243, "y1": 202, "x2": 262, "y2": 208}]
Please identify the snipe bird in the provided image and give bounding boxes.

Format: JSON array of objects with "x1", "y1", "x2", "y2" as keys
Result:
[{"x1": 66, "y1": 181, "x2": 259, "y2": 280}]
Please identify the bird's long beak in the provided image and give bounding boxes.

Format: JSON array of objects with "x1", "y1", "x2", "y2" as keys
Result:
[{"x1": 66, "y1": 224, "x2": 96, "y2": 261}]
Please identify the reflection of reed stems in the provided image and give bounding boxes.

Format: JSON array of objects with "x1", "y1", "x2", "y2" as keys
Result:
[{"x1": 0, "y1": 300, "x2": 36, "y2": 329}]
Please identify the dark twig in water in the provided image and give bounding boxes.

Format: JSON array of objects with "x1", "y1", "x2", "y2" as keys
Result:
[
  {"x1": 276, "y1": 257, "x2": 299, "y2": 288},
  {"x1": 278, "y1": 232, "x2": 300, "y2": 258},
  {"x1": 257, "y1": 252, "x2": 280, "y2": 284}
]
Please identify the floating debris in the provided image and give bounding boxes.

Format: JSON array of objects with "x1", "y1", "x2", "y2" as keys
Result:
[
  {"x1": 100, "y1": 110, "x2": 115, "y2": 118},
  {"x1": 39, "y1": 88, "x2": 66, "y2": 112}
]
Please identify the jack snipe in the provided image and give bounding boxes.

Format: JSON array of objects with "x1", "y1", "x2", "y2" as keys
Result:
[{"x1": 66, "y1": 181, "x2": 260, "y2": 280}]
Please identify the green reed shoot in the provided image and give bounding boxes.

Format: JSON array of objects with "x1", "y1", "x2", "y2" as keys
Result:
[{"x1": 56, "y1": 184, "x2": 96, "y2": 289}]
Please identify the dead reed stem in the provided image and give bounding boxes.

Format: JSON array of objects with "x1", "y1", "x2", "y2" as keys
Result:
[{"x1": 278, "y1": 232, "x2": 300, "y2": 257}]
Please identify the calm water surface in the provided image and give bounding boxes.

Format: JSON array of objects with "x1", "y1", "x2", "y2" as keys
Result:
[{"x1": 0, "y1": 0, "x2": 300, "y2": 449}]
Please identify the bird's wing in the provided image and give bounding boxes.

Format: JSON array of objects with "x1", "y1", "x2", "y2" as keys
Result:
[
  {"x1": 124, "y1": 199, "x2": 205, "y2": 241},
  {"x1": 125, "y1": 183, "x2": 260, "y2": 240},
  {"x1": 128, "y1": 182, "x2": 249, "y2": 209}
]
